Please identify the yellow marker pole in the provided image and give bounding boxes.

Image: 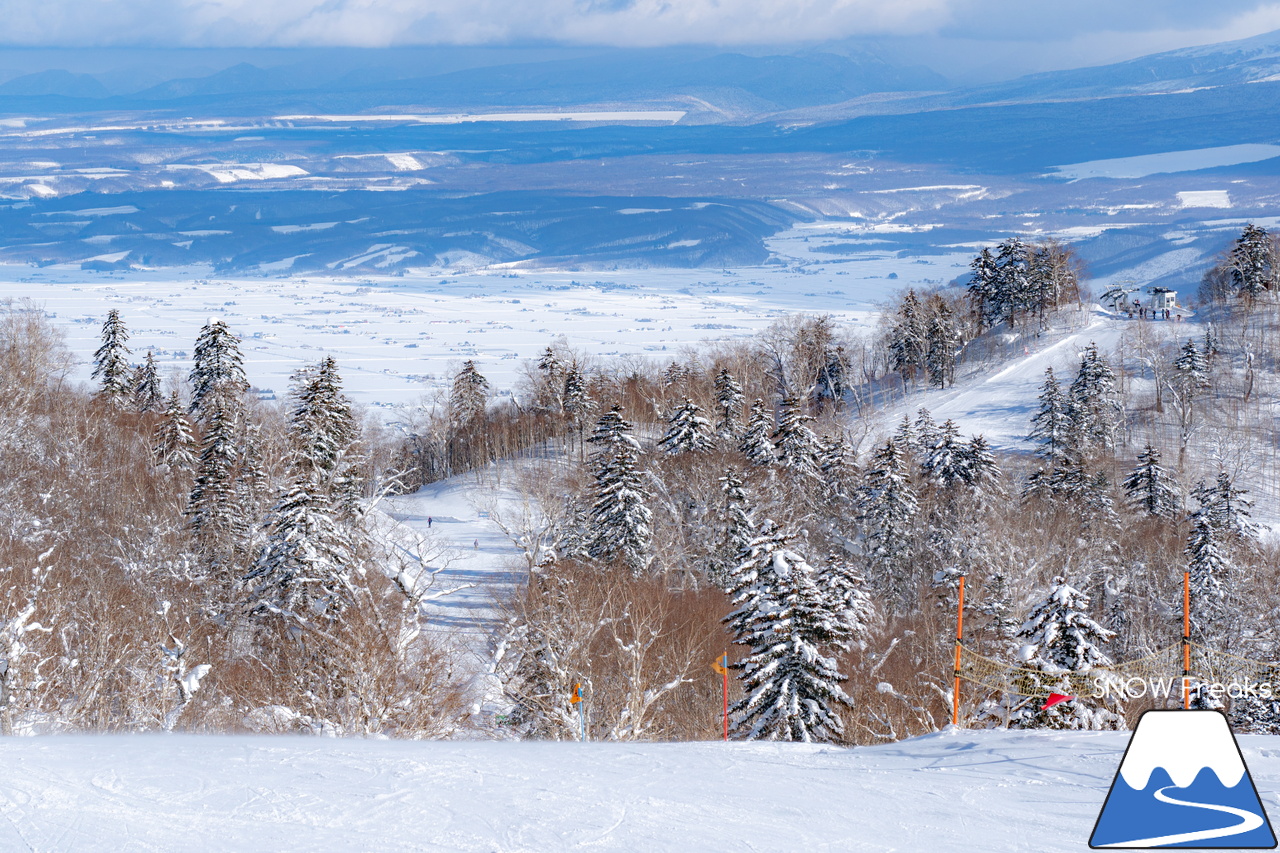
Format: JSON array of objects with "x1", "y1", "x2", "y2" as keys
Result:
[{"x1": 952, "y1": 575, "x2": 966, "y2": 727}]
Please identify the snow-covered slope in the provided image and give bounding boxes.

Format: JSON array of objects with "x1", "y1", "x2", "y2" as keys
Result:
[
  {"x1": 1, "y1": 728, "x2": 1276, "y2": 851},
  {"x1": 901, "y1": 307, "x2": 1126, "y2": 451},
  {"x1": 954, "y1": 28, "x2": 1280, "y2": 102}
]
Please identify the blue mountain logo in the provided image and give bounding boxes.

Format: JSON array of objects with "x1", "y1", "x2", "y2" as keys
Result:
[{"x1": 1091, "y1": 709, "x2": 1276, "y2": 848}]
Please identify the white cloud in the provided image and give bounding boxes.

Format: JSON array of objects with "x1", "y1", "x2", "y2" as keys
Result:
[
  {"x1": 0, "y1": 0, "x2": 952, "y2": 47},
  {"x1": 0, "y1": 0, "x2": 1277, "y2": 50}
]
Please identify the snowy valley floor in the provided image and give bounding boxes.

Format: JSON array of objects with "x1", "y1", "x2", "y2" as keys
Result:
[{"x1": 2, "y1": 728, "x2": 1277, "y2": 851}]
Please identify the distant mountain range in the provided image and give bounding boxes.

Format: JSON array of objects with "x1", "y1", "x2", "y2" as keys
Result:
[
  {"x1": 0, "y1": 47, "x2": 947, "y2": 116},
  {"x1": 5, "y1": 30, "x2": 1280, "y2": 118}
]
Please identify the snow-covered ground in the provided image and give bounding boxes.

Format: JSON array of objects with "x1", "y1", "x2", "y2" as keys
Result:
[
  {"x1": 1, "y1": 727, "x2": 1275, "y2": 851},
  {"x1": 0, "y1": 223, "x2": 969, "y2": 416},
  {"x1": 379, "y1": 472, "x2": 525, "y2": 639},
  {"x1": 376, "y1": 459, "x2": 568, "y2": 719},
  {"x1": 899, "y1": 307, "x2": 1124, "y2": 449},
  {"x1": 1052, "y1": 143, "x2": 1280, "y2": 179}
]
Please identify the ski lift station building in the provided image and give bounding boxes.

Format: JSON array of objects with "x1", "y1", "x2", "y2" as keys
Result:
[{"x1": 1148, "y1": 287, "x2": 1178, "y2": 310}]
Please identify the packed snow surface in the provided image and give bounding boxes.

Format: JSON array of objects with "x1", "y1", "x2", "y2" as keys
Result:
[{"x1": 2, "y1": 728, "x2": 1277, "y2": 851}]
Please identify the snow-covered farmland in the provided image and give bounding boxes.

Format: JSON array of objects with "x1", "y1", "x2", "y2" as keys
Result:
[
  {"x1": 0, "y1": 225, "x2": 970, "y2": 415},
  {"x1": 1052, "y1": 143, "x2": 1280, "y2": 179},
  {"x1": 1, "y1": 728, "x2": 1276, "y2": 851}
]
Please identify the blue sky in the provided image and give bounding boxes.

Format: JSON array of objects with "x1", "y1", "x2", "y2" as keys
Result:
[{"x1": 1, "y1": 0, "x2": 1279, "y2": 78}]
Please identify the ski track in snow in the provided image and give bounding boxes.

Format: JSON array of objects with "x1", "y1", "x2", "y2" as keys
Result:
[
  {"x1": 381, "y1": 474, "x2": 523, "y2": 639},
  {"x1": 883, "y1": 308, "x2": 1130, "y2": 451},
  {"x1": 377, "y1": 463, "x2": 549, "y2": 718},
  {"x1": 7, "y1": 729, "x2": 1270, "y2": 851}
]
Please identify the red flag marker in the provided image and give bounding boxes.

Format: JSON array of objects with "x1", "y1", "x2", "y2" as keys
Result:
[{"x1": 1042, "y1": 692, "x2": 1074, "y2": 710}]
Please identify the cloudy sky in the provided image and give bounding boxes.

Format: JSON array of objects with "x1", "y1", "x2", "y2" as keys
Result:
[{"x1": 1, "y1": 0, "x2": 1279, "y2": 77}]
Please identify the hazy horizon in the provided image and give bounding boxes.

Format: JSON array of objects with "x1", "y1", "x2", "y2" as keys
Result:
[{"x1": 1, "y1": 1, "x2": 1280, "y2": 85}]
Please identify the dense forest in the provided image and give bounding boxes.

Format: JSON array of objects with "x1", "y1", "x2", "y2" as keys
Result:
[{"x1": 2, "y1": 224, "x2": 1280, "y2": 741}]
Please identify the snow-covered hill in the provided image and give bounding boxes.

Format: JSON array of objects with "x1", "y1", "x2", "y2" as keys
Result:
[{"x1": 2, "y1": 728, "x2": 1276, "y2": 851}]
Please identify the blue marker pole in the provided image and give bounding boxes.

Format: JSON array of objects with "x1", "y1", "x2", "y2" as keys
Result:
[{"x1": 572, "y1": 682, "x2": 586, "y2": 742}]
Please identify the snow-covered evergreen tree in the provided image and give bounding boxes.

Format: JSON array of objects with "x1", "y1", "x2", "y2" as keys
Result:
[
  {"x1": 1231, "y1": 222, "x2": 1274, "y2": 301},
  {"x1": 967, "y1": 247, "x2": 1000, "y2": 331},
  {"x1": 449, "y1": 360, "x2": 489, "y2": 429},
  {"x1": 291, "y1": 357, "x2": 358, "y2": 480},
  {"x1": 925, "y1": 300, "x2": 961, "y2": 389},
  {"x1": 585, "y1": 406, "x2": 651, "y2": 573},
  {"x1": 962, "y1": 435, "x2": 1003, "y2": 500},
  {"x1": 814, "y1": 345, "x2": 847, "y2": 407},
  {"x1": 562, "y1": 361, "x2": 591, "y2": 449},
  {"x1": 993, "y1": 237, "x2": 1032, "y2": 327},
  {"x1": 131, "y1": 350, "x2": 163, "y2": 412},
  {"x1": 817, "y1": 434, "x2": 857, "y2": 499},
  {"x1": 1186, "y1": 507, "x2": 1230, "y2": 641},
  {"x1": 661, "y1": 360, "x2": 691, "y2": 388},
  {"x1": 711, "y1": 471, "x2": 755, "y2": 590},
  {"x1": 738, "y1": 399, "x2": 776, "y2": 466},
  {"x1": 153, "y1": 390, "x2": 197, "y2": 469},
  {"x1": 912, "y1": 408, "x2": 939, "y2": 461},
  {"x1": 1029, "y1": 367, "x2": 1073, "y2": 465},
  {"x1": 888, "y1": 289, "x2": 927, "y2": 384},
  {"x1": 1193, "y1": 472, "x2": 1255, "y2": 541},
  {"x1": 1008, "y1": 577, "x2": 1124, "y2": 730},
  {"x1": 186, "y1": 398, "x2": 246, "y2": 578},
  {"x1": 976, "y1": 570, "x2": 1019, "y2": 654},
  {"x1": 713, "y1": 368, "x2": 745, "y2": 439},
  {"x1": 188, "y1": 318, "x2": 248, "y2": 425},
  {"x1": 1172, "y1": 338, "x2": 1209, "y2": 399},
  {"x1": 92, "y1": 309, "x2": 132, "y2": 405},
  {"x1": 817, "y1": 554, "x2": 875, "y2": 643},
  {"x1": 244, "y1": 475, "x2": 356, "y2": 621},
  {"x1": 859, "y1": 437, "x2": 919, "y2": 611},
  {"x1": 1067, "y1": 343, "x2": 1120, "y2": 453},
  {"x1": 1122, "y1": 444, "x2": 1180, "y2": 518},
  {"x1": 587, "y1": 404, "x2": 636, "y2": 460},
  {"x1": 725, "y1": 526, "x2": 854, "y2": 742},
  {"x1": 657, "y1": 399, "x2": 714, "y2": 454},
  {"x1": 536, "y1": 345, "x2": 565, "y2": 412},
  {"x1": 1079, "y1": 470, "x2": 1120, "y2": 535},
  {"x1": 920, "y1": 419, "x2": 967, "y2": 490},
  {"x1": 1203, "y1": 323, "x2": 1219, "y2": 362},
  {"x1": 771, "y1": 396, "x2": 821, "y2": 479}
]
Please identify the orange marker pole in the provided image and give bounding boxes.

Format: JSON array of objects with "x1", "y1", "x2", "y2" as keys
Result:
[
  {"x1": 952, "y1": 575, "x2": 966, "y2": 727},
  {"x1": 1183, "y1": 571, "x2": 1191, "y2": 710}
]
